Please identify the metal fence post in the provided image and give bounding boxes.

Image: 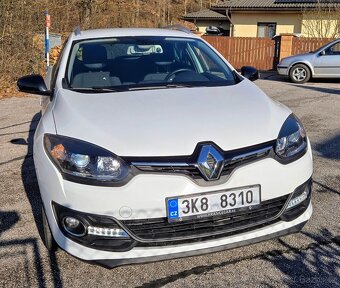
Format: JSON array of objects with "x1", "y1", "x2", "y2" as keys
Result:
[{"x1": 45, "y1": 11, "x2": 51, "y2": 68}]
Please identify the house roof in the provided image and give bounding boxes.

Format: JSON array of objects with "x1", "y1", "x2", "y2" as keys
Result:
[
  {"x1": 213, "y1": 0, "x2": 340, "y2": 10},
  {"x1": 181, "y1": 9, "x2": 228, "y2": 20}
]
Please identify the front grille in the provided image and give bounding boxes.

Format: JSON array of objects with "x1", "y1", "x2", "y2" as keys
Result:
[
  {"x1": 128, "y1": 141, "x2": 274, "y2": 181},
  {"x1": 132, "y1": 164, "x2": 202, "y2": 179},
  {"x1": 121, "y1": 194, "x2": 289, "y2": 246},
  {"x1": 221, "y1": 149, "x2": 270, "y2": 176}
]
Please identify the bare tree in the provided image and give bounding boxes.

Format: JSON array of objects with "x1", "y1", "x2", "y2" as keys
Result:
[
  {"x1": 79, "y1": 0, "x2": 94, "y2": 28},
  {"x1": 301, "y1": 0, "x2": 340, "y2": 38},
  {"x1": 0, "y1": 0, "x2": 215, "y2": 93}
]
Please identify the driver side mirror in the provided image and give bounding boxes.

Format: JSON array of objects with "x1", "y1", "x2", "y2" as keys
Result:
[
  {"x1": 241, "y1": 66, "x2": 259, "y2": 82},
  {"x1": 320, "y1": 50, "x2": 326, "y2": 56},
  {"x1": 17, "y1": 74, "x2": 51, "y2": 96}
]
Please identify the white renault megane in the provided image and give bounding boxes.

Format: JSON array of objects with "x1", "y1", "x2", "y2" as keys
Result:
[{"x1": 17, "y1": 27, "x2": 313, "y2": 268}]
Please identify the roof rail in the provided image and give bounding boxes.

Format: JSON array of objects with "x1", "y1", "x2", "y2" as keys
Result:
[
  {"x1": 162, "y1": 24, "x2": 192, "y2": 34},
  {"x1": 74, "y1": 26, "x2": 81, "y2": 36}
]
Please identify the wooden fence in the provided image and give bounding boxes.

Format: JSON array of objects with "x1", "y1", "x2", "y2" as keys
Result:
[
  {"x1": 202, "y1": 36, "x2": 276, "y2": 71},
  {"x1": 292, "y1": 37, "x2": 335, "y2": 55}
]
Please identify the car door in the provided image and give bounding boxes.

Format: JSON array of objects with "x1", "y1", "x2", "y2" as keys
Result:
[{"x1": 313, "y1": 41, "x2": 340, "y2": 77}]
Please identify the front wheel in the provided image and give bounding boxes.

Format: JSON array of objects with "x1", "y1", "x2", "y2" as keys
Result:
[
  {"x1": 289, "y1": 64, "x2": 311, "y2": 84},
  {"x1": 41, "y1": 204, "x2": 57, "y2": 251}
]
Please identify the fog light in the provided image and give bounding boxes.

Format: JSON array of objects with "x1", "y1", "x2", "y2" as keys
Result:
[
  {"x1": 62, "y1": 216, "x2": 86, "y2": 237},
  {"x1": 87, "y1": 226, "x2": 129, "y2": 238},
  {"x1": 287, "y1": 191, "x2": 308, "y2": 210}
]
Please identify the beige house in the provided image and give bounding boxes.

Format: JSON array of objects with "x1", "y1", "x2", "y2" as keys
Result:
[
  {"x1": 182, "y1": 0, "x2": 340, "y2": 38},
  {"x1": 181, "y1": 9, "x2": 231, "y2": 35}
]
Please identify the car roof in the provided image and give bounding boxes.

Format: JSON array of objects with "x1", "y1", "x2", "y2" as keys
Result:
[{"x1": 70, "y1": 28, "x2": 198, "y2": 41}]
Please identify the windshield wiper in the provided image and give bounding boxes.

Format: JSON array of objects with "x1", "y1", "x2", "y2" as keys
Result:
[
  {"x1": 69, "y1": 84, "x2": 198, "y2": 93},
  {"x1": 68, "y1": 87, "x2": 128, "y2": 93},
  {"x1": 128, "y1": 83, "x2": 196, "y2": 91},
  {"x1": 165, "y1": 83, "x2": 196, "y2": 88}
]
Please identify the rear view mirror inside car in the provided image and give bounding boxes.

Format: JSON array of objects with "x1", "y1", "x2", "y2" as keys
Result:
[{"x1": 127, "y1": 45, "x2": 163, "y2": 55}]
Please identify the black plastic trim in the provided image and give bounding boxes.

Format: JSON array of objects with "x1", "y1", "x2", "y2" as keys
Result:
[
  {"x1": 53, "y1": 202, "x2": 137, "y2": 252},
  {"x1": 17, "y1": 74, "x2": 51, "y2": 96},
  {"x1": 314, "y1": 66, "x2": 340, "y2": 68},
  {"x1": 280, "y1": 178, "x2": 312, "y2": 222},
  {"x1": 241, "y1": 66, "x2": 259, "y2": 81},
  {"x1": 120, "y1": 189, "x2": 288, "y2": 244}
]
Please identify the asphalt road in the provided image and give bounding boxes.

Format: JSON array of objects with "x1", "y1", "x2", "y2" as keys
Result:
[{"x1": 0, "y1": 74, "x2": 339, "y2": 288}]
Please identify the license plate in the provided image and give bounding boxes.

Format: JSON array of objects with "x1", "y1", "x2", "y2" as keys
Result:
[{"x1": 166, "y1": 185, "x2": 261, "y2": 222}]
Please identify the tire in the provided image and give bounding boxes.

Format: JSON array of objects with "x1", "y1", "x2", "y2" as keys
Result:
[
  {"x1": 41, "y1": 204, "x2": 57, "y2": 251},
  {"x1": 289, "y1": 64, "x2": 311, "y2": 84}
]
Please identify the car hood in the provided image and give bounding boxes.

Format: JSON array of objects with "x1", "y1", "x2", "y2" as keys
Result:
[
  {"x1": 281, "y1": 52, "x2": 314, "y2": 63},
  {"x1": 52, "y1": 81, "x2": 291, "y2": 156}
]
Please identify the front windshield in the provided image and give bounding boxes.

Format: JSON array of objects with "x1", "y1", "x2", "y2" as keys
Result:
[{"x1": 66, "y1": 36, "x2": 237, "y2": 90}]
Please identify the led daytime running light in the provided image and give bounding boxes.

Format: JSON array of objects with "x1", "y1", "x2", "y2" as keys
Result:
[
  {"x1": 87, "y1": 226, "x2": 129, "y2": 238},
  {"x1": 287, "y1": 191, "x2": 308, "y2": 210}
]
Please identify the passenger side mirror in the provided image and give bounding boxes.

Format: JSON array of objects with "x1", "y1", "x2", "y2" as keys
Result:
[
  {"x1": 320, "y1": 50, "x2": 326, "y2": 56},
  {"x1": 241, "y1": 66, "x2": 259, "y2": 82},
  {"x1": 17, "y1": 74, "x2": 51, "y2": 96}
]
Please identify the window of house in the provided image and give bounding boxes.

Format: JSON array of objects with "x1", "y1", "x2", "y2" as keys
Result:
[{"x1": 257, "y1": 23, "x2": 277, "y2": 38}]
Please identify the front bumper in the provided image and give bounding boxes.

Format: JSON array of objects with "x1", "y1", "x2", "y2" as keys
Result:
[
  {"x1": 52, "y1": 178, "x2": 311, "y2": 250},
  {"x1": 96, "y1": 219, "x2": 309, "y2": 268},
  {"x1": 57, "y1": 201, "x2": 312, "y2": 268},
  {"x1": 34, "y1": 135, "x2": 313, "y2": 266},
  {"x1": 277, "y1": 65, "x2": 289, "y2": 76}
]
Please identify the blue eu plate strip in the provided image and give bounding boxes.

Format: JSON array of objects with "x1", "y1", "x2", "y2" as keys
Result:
[{"x1": 168, "y1": 199, "x2": 179, "y2": 219}]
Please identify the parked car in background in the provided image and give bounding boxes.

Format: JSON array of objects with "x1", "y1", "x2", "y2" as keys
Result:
[
  {"x1": 278, "y1": 39, "x2": 340, "y2": 83},
  {"x1": 204, "y1": 26, "x2": 229, "y2": 36},
  {"x1": 17, "y1": 27, "x2": 313, "y2": 268}
]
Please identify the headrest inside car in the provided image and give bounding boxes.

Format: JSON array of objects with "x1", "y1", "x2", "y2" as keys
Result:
[{"x1": 82, "y1": 45, "x2": 108, "y2": 70}]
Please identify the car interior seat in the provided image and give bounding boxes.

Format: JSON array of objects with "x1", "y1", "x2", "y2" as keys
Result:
[
  {"x1": 72, "y1": 45, "x2": 121, "y2": 88},
  {"x1": 142, "y1": 43, "x2": 176, "y2": 83}
]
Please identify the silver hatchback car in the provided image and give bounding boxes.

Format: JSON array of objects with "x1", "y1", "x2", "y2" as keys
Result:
[{"x1": 278, "y1": 39, "x2": 340, "y2": 83}]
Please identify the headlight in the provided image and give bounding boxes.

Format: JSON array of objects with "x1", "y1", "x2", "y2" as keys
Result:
[
  {"x1": 44, "y1": 134, "x2": 130, "y2": 185},
  {"x1": 275, "y1": 114, "x2": 307, "y2": 160}
]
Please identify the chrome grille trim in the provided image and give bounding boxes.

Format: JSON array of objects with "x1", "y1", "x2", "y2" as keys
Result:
[
  {"x1": 130, "y1": 145, "x2": 273, "y2": 181},
  {"x1": 231, "y1": 147, "x2": 272, "y2": 162},
  {"x1": 132, "y1": 162, "x2": 190, "y2": 167}
]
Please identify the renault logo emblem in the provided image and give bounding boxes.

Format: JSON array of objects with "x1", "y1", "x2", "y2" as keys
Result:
[{"x1": 197, "y1": 145, "x2": 224, "y2": 181}]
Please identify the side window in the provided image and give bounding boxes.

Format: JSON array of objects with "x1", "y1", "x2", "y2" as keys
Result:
[
  {"x1": 326, "y1": 42, "x2": 340, "y2": 55},
  {"x1": 50, "y1": 38, "x2": 68, "y2": 91}
]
